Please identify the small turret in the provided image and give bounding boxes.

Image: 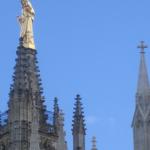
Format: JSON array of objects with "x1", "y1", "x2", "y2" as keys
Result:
[
  {"x1": 53, "y1": 98, "x2": 68, "y2": 150},
  {"x1": 72, "y1": 94, "x2": 86, "y2": 150},
  {"x1": 91, "y1": 136, "x2": 97, "y2": 150}
]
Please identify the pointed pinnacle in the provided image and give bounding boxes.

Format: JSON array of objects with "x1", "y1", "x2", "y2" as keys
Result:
[
  {"x1": 137, "y1": 41, "x2": 150, "y2": 95},
  {"x1": 72, "y1": 94, "x2": 86, "y2": 134},
  {"x1": 54, "y1": 97, "x2": 59, "y2": 113}
]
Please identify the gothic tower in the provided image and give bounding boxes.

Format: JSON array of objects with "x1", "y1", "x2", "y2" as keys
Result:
[
  {"x1": 132, "y1": 41, "x2": 150, "y2": 150},
  {"x1": 72, "y1": 95, "x2": 86, "y2": 150},
  {"x1": 0, "y1": 0, "x2": 58, "y2": 149}
]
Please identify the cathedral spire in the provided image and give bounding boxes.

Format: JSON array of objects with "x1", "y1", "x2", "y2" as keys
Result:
[
  {"x1": 7, "y1": 2, "x2": 46, "y2": 148},
  {"x1": 137, "y1": 41, "x2": 149, "y2": 95},
  {"x1": 56, "y1": 110, "x2": 68, "y2": 150},
  {"x1": 72, "y1": 94, "x2": 86, "y2": 150},
  {"x1": 91, "y1": 136, "x2": 97, "y2": 150},
  {"x1": 0, "y1": 1, "x2": 59, "y2": 149},
  {"x1": 8, "y1": 39, "x2": 47, "y2": 149},
  {"x1": 72, "y1": 94, "x2": 86, "y2": 135},
  {"x1": 132, "y1": 41, "x2": 150, "y2": 150}
]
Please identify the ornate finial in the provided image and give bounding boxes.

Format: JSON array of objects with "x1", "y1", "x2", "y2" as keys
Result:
[
  {"x1": 76, "y1": 94, "x2": 81, "y2": 98},
  {"x1": 138, "y1": 41, "x2": 148, "y2": 53},
  {"x1": 92, "y1": 136, "x2": 97, "y2": 150},
  {"x1": 18, "y1": 0, "x2": 35, "y2": 49},
  {"x1": 72, "y1": 94, "x2": 86, "y2": 135},
  {"x1": 76, "y1": 94, "x2": 81, "y2": 101}
]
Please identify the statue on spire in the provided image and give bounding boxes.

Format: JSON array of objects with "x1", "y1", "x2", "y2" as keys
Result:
[{"x1": 18, "y1": 0, "x2": 35, "y2": 49}]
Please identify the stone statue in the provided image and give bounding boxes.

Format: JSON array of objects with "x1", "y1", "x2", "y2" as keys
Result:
[{"x1": 18, "y1": 0, "x2": 35, "y2": 49}]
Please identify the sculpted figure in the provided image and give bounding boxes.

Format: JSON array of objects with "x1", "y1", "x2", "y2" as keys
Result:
[{"x1": 18, "y1": 0, "x2": 35, "y2": 49}]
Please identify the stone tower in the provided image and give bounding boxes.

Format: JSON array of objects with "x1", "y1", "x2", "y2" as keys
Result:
[
  {"x1": 132, "y1": 41, "x2": 150, "y2": 150},
  {"x1": 72, "y1": 95, "x2": 86, "y2": 150},
  {"x1": 0, "y1": 1, "x2": 59, "y2": 149},
  {"x1": 0, "y1": 34, "x2": 58, "y2": 150}
]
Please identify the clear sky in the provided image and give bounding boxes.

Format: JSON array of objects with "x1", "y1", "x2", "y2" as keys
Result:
[{"x1": 0, "y1": 0, "x2": 150, "y2": 150}]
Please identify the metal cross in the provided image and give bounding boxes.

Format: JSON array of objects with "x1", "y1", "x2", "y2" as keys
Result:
[{"x1": 138, "y1": 41, "x2": 148, "y2": 53}]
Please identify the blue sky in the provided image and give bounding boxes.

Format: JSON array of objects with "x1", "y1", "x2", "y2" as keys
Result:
[{"x1": 0, "y1": 0, "x2": 150, "y2": 150}]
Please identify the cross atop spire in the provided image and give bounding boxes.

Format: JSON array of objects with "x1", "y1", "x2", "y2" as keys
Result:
[
  {"x1": 137, "y1": 41, "x2": 149, "y2": 95},
  {"x1": 138, "y1": 41, "x2": 148, "y2": 53}
]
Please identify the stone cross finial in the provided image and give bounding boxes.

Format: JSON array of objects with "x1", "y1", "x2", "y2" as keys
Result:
[{"x1": 138, "y1": 41, "x2": 148, "y2": 53}]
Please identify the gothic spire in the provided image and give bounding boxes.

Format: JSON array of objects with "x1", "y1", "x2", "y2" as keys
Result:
[
  {"x1": 7, "y1": 7, "x2": 46, "y2": 147},
  {"x1": 137, "y1": 41, "x2": 149, "y2": 95},
  {"x1": 91, "y1": 136, "x2": 97, "y2": 150},
  {"x1": 53, "y1": 98, "x2": 68, "y2": 150},
  {"x1": 132, "y1": 42, "x2": 150, "y2": 150},
  {"x1": 0, "y1": 1, "x2": 58, "y2": 149},
  {"x1": 56, "y1": 110, "x2": 68, "y2": 150},
  {"x1": 72, "y1": 94, "x2": 86, "y2": 150},
  {"x1": 72, "y1": 94, "x2": 86, "y2": 135},
  {"x1": 7, "y1": 38, "x2": 47, "y2": 149}
]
